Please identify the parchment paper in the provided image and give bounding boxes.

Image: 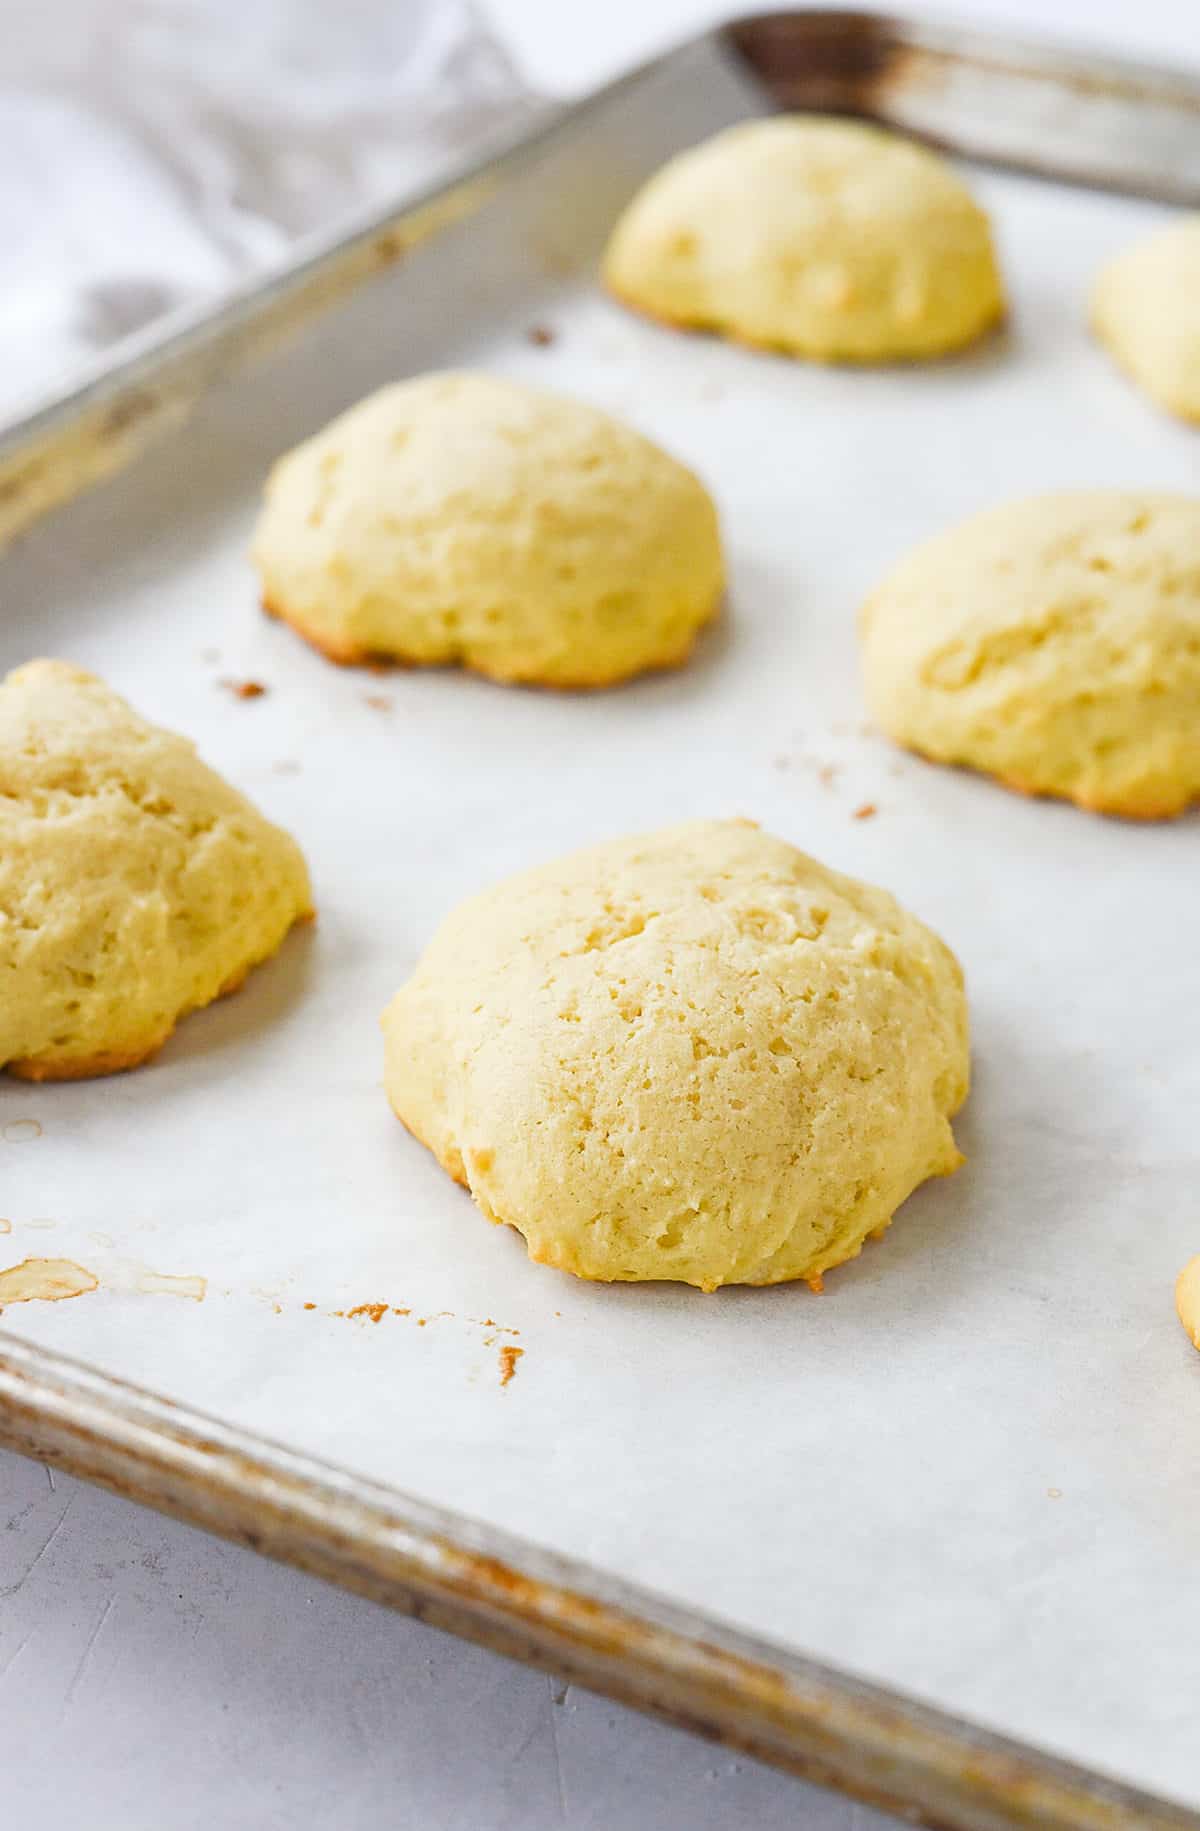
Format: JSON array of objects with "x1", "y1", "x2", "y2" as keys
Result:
[{"x1": 1, "y1": 43, "x2": 1198, "y2": 1809}]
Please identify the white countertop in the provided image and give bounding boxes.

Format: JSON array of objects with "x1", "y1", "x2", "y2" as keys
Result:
[{"x1": 1, "y1": 2, "x2": 1193, "y2": 1826}]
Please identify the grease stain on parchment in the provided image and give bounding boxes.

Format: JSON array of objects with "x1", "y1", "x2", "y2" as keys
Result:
[
  {"x1": 2, "y1": 1119, "x2": 42, "y2": 1144},
  {"x1": 0, "y1": 1258, "x2": 99, "y2": 1307},
  {"x1": 0, "y1": 1252, "x2": 206, "y2": 1308},
  {"x1": 134, "y1": 1270, "x2": 207, "y2": 1302}
]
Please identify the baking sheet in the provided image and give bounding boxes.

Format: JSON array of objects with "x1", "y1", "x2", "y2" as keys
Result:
[{"x1": 2, "y1": 25, "x2": 1199, "y2": 1815}]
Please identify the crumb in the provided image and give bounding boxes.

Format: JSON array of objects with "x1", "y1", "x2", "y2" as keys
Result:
[
  {"x1": 806, "y1": 1273, "x2": 825, "y2": 1294},
  {"x1": 363, "y1": 693, "x2": 392, "y2": 712},
  {"x1": 499, "y1": 1345, "x2": 524, "y2": 1387},
  {"x1": 272, "y1": 1302, "x2": 282, "y2": 1314},
  {"x1": 347, "y1": 1301, "x2": 388, "y2": 1324},
  {"x1": 1047, "y1": 1487, "x2": 1063, "y2": 1500},
  {"x1": 392, "y1": 1305, "x2": 411, "y2": 1317},
  {"x1": 303, "y1": 1302, "x2": 316, "y2": 1310},
  {"x1": 527, "y1": 324, "x2": 556, "y2": 347},
  {"x1": 220, "y1": 678, "x2": 267, "y2": 700},
  {"x1": 852, "y1": 802, "x2": 877, "y2": 820}
]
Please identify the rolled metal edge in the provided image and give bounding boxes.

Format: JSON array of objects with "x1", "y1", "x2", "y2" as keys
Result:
[{"x1": 0, "y1": 1332, "x2": 1192, "y2": 1831}]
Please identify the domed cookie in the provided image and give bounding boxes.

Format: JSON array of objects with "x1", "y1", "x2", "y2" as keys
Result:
[
  {"x1": 0, "y1": 660, "x2": 312, "y2": 1080},
  {"x1": 1091, "y1": 218, "x2": 1200, "y2": 422},
  {"x1": 382, "y1": 818, "x2": 967, "y2": 1291},
  {"x1": 1176, "y1": 1256, "x2": 1200, "y2": 1353},
  {"x1": 253, "y1": 371, "x2": 723, "y2": 687},
  {"x1": 860, "y1": 491, "x2": 1200, "y2": 819},
  {"x1": 603, "y1": 117, "x2": 1004, "y2": 362}
]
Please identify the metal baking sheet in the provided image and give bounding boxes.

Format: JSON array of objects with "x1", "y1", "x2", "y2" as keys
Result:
[{"x1": 2, "y1": 14, "x2": 1199, "y2": 1828}]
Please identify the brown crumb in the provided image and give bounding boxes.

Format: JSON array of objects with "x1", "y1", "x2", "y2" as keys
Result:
[
  {"x1": 852, "y1": 802, "x2": 877, "y2": 821},
  {"x1": 499, "y1": 1345, "x2": 524, "y2": 1387},
  {"x1": 467, "y1": 1314, "x2": 520, "y2": 1337},
  {"x1": 806, "y1": 1273, "x2": 825, "y2": 1294},
  {"x1": 392, "y1": 1305, "x2": 411, "y2": 1317},
  {"x1": 527, "y1": 324, "x2": 556, "y2": 347},
  {"x1": 303, "y1": 1302, "x2": 316, "y2": 1310},
  {"x1": 363, "y1": 693, "x2": 393, "y2": 712},
  {"x1": 220, "y1": 678, "x2": 267, "y2": 700},
  {"x1": 347, "y1": 1301, "x2": 388, "y2": 1324}
]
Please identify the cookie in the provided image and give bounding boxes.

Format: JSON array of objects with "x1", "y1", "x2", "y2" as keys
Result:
[
  {"x1": 252, "y1": 371, "x2": 723, "y2": 687},
  {"x1": 0, "y1": 660, "x2": 312, "y2": 1080},
  {"x1": 603, "y1": 117, "x2": 1004, "y2": 362},
  {"x1": 1091, "y1": 218, "x2": 1200, "y2": 422},
  {"x1": 1176, "y1": 1256, "x2": 1200, "y2": 1353},
  {"x1": 382, "y1": 818, "x2": 968, "y2": 1291},
  {"x1": 860, "y1": 492, "x2": 1200, "y2": 819}
]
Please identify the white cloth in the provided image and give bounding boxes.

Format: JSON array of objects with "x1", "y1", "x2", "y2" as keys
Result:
[{"x1": 0, "y1": 0, "x2": 536, "y2": 419}]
